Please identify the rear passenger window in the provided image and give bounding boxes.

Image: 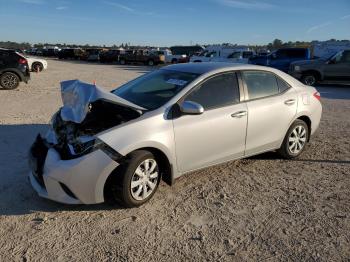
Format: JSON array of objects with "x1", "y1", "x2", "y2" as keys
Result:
[
  {"x1": 276, "y1": 77, "x2": 290, "y2": 93},
  {"x1": 242, "y1": 71, "x2": 279, "y2": 100},
  {"x1": 185, "y1": 72, "x2": 239, "y2": 110}
]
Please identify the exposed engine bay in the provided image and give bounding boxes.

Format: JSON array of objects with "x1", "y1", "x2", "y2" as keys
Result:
[{"x1": 47, "y1": 80, "x2": 144, "y2": 159}]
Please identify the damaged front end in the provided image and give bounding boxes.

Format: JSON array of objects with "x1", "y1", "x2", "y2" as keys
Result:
[
  {"x1": 46, "y1": 80, "x2": 145, "y2": 160},
  {"x1": 28, "y1": 80, "x2": 142, "y2": 203}
]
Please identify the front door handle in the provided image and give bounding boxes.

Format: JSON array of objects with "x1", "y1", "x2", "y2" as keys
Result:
[
  {"x1": 231, "y1": 111, "x2": 247, "y2": 118},
  {"x1": 284, "y1": 99, "x2": 296, "y2": 105}
]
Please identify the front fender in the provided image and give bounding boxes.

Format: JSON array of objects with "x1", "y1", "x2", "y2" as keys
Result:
[{"x1": 96, "y1": 111, "x2": 179, "y2": 175}]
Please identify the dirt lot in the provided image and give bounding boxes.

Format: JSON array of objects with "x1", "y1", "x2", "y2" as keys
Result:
[{"x1": 0, "y1": 59, "x2": 349, "y2": 261}]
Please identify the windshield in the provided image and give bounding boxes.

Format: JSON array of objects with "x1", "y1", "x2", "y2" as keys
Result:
[{"x1": 113, "y1": 69, "x2": 199, "y2": 110}]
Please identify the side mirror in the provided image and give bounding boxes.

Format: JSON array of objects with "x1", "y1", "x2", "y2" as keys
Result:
[{"x1": 180, "y1": 101, "x2": 204, "y2": 115}]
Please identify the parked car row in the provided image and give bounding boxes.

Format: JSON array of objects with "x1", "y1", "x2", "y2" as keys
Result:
[{"x1": 15, "y1": 44, "x2": 350, "y2": 87}]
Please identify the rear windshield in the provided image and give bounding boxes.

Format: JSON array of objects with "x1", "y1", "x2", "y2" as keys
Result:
[{"x1": 113, "y1": 69, "x2": 199, "y2": 110}]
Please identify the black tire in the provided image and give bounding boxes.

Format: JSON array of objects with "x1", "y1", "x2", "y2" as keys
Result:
[
  {"x1": 193, "y1": 60, "x2": 202, "y2": 63},
  {"x1": 32, "y1": 62, "x2": 43, "y2": 72},
  {"x1": 301, "y1": 73, "x2": 318, "y2": 86},
  {"x1": 120, "y1": 59, "x2": 126, "y2": 65},
  {"x1": 0, "y1": 72, "x2": 20, "y2": 90},
  {"x1": 277, "y1": 119, "x2": 309, "y2": 159},
  {"x1": 111, "y1": 150, "x2": 161, "y2": 207},
  {"x1": 171, "y1": 58, "x2": 177, "y2": 64},
  {"x1": 147, "y1": 59, "x2": 154, "y2": 66}
]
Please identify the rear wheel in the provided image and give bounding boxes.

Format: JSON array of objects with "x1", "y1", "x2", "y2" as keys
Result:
[
  {"x1": 32, "y1": 62, "x2": 43, "y2": 72},
  {"x1": 171, "y1": 58, "x2": 177, "y2": 64},
  {"x1": 0, "y1": 72, "x2": 20, "y2": 90},
  {"x1": 120, "y1": 59, "x2": 126, "y2": 65},
  {"x1": 147, "y1": 59, "x2": 154, "y2": 66},
  {"x1": 111, "y1": 150, "x2": 160, "y2": 207},
  {"x1": 277, "y1": 119, "x2": 309, "y2": 159},
  {"x1": 301, "y1": 73, "x2": 317, "y2": 86}
]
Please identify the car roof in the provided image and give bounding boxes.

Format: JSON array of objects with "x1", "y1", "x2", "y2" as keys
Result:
[
  {"x1": 162, "y1": 62, "x2": 304, "y2": 87},
  {"x1": 162, "y1": 62, "x2": 270, "y2": 75}
]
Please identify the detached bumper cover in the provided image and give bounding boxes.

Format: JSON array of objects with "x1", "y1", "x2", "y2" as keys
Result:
[{"x1": 28, "y1": 135, "x2": 119, "y2": 204}]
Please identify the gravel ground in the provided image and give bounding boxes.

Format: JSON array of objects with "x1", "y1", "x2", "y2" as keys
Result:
[{"x1": 0, "y1": 59, "x2": 349, "y2": 261}]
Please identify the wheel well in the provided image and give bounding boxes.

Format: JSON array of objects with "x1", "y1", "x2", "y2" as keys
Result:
[
  {"x1": 302, "y1": 70, "x2": 321, "y2": 81},
  {"x1": 103, "y1": 147, "x2": 173, "y2": 202},
  {"x1": 32, "y1": 62, "x2": 43, "y2": 66},
  {"x1": 141, "y1": 147, "x2": 172, "y2": 185},
  {"x1": 297, "y1": 116, "x2": 311, "y2": 141},
  {"x1": 32, "y1": 62, "x2": 43, "y2": 70}
]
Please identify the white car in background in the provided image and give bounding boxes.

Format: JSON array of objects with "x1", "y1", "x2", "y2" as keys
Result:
[
  {"x1": 154, "y1": 49, "x2": 187, "y2": 63},
  {"x1": 26, "y1": 56, "x2": 48, "y2": 72},
  {"x1": 190, "y1": 50, "x2": 255, "y2": 64},
  {"x1": 211, "y1": 50, "x2": 255, "y2": 64}
]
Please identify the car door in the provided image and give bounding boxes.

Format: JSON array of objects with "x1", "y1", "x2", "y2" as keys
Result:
[
  {"x1": 172, "y1": 72, "x2": 247, "y2": 173},
  {"x1": 241, "y1": 70, "x2": 298, "y2": 156},
  {"x1": 324, "y1": 51, "x2": 350, "y2": 81}
]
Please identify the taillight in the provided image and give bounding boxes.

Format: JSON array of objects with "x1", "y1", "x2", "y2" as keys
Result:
[
  {"x1": 313, "y1": 91, "x2": 321, "y2": 101},
  {"x1": 19, "y1": 58, "x2": 27, "y2": 64}
]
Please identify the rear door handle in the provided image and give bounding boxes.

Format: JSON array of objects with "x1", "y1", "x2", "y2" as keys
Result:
[
  {"x1": 284, "y1": 99, "x2": 296, "y2": 105},
  {"x1": 231, "y1": 111, "x2": 247, "y2": 118}
]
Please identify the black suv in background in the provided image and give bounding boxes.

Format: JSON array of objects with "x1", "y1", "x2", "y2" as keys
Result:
[
  {"x1": 0, "y1": 48, "x2": 30, "y2": 89},
  {"x1": 99, "y1": 49, "x2": 122, "y2": 63},
  {"x1": 58, "y1": 48, "x2": 84, "y2": 60}
]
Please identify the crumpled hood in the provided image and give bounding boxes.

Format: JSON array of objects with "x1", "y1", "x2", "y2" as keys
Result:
[{"x1": 60, "y1": 80, "x2": 146, "y2": 123}]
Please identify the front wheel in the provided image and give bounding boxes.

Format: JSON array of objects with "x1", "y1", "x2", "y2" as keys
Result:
[
  {"x1": 147, "y1": 59, "x2": 154, "y2": 66},
  {"x1": 119, "y1": 59, "x2": 126, "y2": 65},
  {"x1": 112, "y1": 150, "x2": 160, "y2": 207},
  {"x1": 0, "y1": 72, "x2": 20, "y2": 90},
  {"x1": 301, "y1": 73, "x2": 317, "y2": 86},
  {"x1": 277, "y1": 119, "x2": 309, "y2": 159}
]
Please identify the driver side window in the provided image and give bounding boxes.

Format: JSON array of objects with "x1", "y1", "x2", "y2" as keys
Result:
[{"x1": 185, "y1": 72, "x2": 240, "y2": 110}]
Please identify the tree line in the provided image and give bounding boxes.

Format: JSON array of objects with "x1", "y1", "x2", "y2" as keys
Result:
[{"x1": 0, "y1": 39, "x2": 348, "y2": 51}]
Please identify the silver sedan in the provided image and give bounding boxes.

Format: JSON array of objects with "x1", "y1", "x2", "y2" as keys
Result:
[{"x1": 28, "y1": 63, "x2": 322, "y2": 207}]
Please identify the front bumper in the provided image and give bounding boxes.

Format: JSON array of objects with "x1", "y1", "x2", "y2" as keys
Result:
[{"x1": 28, "y1": 135, "x2": 119, "y2": 204}]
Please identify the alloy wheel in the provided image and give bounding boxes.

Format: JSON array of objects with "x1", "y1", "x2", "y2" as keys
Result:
[
  {"x1": 303, "y1": 75, "x2": 316, "y2": 86},
  {"x1": 130, "y1": 159, "x2": 158, "y2": 201},
  {"x1": 288, "y1": 125, "x2": 307, "y2": 154},
  {"x1": 1, "y1": 74, "x2": 18, "y2": 89}
]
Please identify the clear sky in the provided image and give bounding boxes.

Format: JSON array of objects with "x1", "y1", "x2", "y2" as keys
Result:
[{"x1": 0, "y1": 0, "x2": 349, "y2": 46}]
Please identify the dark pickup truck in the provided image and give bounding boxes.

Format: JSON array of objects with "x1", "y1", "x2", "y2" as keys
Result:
[
  {"x1": 289, "y1": 50, "x2": 350, "y2": 86},
  {"x1": 118, "y1": 50, "x2": 164, "y2": 66}
]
